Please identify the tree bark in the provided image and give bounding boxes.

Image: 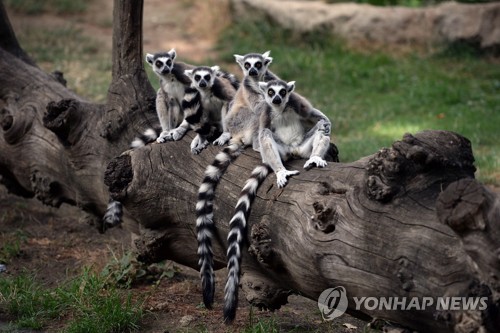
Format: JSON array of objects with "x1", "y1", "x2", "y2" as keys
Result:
[
  {"x1": 0, "y1": 0, "x2": 156, "y2": 225},
  {"x1": 0, "y1": 1, "x2": 498, "y2": 332},
  {"x1": 111, "y1": 129, "x2": 499, "y2": 333}
]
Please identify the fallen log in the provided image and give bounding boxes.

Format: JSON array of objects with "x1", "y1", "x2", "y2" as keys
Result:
[
  {"x1": 0, "y1": 0, "x2": 498, "y2": 331},
  {"x1": 107, "y1": 129, "x2": 499, "y2": 333}
]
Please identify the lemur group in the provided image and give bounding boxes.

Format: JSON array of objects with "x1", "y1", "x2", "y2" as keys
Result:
[{"x1": 104, "y1": 49, "x2": 333, "y2": 323}]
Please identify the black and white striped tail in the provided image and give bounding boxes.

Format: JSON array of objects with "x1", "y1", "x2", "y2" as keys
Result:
[
  {"x1": 196, "y1": 142, "x2": 243, "y2": 309},
  {"x1": 130, "y1": 126, "x2": 161, "y2": 148},
  {"x1": 223, "y1": 164, "x2": 270, "y2": 323},
  {"x1": 102, "y1": 200, "x2": 123, "y2": 231}
]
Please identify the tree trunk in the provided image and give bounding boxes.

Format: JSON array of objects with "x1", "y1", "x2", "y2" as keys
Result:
[{"x1": 0, "y1": 1, "x2": 498, "y2": 332}]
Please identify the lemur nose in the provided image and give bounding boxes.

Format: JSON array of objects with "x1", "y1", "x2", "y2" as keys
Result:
[
  {"x1": 161, "y1": 68, "x2": 170, "y2": 74},
  {"x1": 249, "y1": 68, "x2": 258, "y2": 76},
  {"x1": 199, "y1": 81, "x2": 207, "y2": 88},
  {"x1": 272, "y1": 96, "x2": 282, "y2": 105}
]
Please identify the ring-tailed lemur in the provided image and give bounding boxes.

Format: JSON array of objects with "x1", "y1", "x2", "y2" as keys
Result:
[
  {"x1": 196, "y1": 51, "x2": 277, "y2": 310},
  {"x1": 102, "y1": 49, "x2": 193, "y2": 229},
  {"x1": 223, "y1": 79, "x2": 331, "y2": 323},
  {"x1": 145, "y1": 49, "x2": 195, "y2": 144},
  {"x1": 180, "y1": 66, "x2": 239, "y2": 154},
  {"x1": 131, "y1": 65, "x2": 239, "y2": 153}
]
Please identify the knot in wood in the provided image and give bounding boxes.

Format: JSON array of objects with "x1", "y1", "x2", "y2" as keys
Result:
[
  {"x1": 403, "y1": 131, "x2": 476, "y2": 176},
  {"x1": 436, "y1": 179, "x2": 485, "y2": 233},
  {"x1": 396, "y1": 267, "x2": 414, "y2": 292},
  {"x1": 1, "y1": 104, "x2": 35, "y2": 145},
  {"x1": 0, "y1": 107, "x2": 13, "y2": 131},
  {"x1": 104, "y1": 155, "x2": 133, "y2": 200},
  {"x1": 51, "y1": 70, "x2": 67, "y2": 87},
  {"x1": 249, "y1": 219, "x2": 274, "y2": 265},
  {"x1": 30, "y1": 170, "x2": 63, "y2": 207},
  {"x1": 242, "y1": 275, "x2": 291, "y2": 312},
  {"x1": 311, "y1": 201, "x2": 337, "y2": 233},
  {"x1": 100, "y1": 110, "x2": 126, "y2": 141},
  {"x1": 365, "y1": 147, "x2": 406, "y2": 202},
  {"x1": 43, "y1": 99, "x2": 80, "y2": 145},
  {"x1": 365, "y1": 131, "x2": 476, "y2": 203}
]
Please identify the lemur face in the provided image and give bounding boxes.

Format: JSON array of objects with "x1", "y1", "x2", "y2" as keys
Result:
[
  {"x1": 234, "y1": 51, "x2": 273, "y2": 78},
  {"x1": 145, "y1": 49, "x2": 176, "y2": 76},
  {"x1": 259, "y1": 80, "x2": 295, "y2": 108},
  {"x1": 185, "y1": 66, "x2": 219, "y2": 90}
]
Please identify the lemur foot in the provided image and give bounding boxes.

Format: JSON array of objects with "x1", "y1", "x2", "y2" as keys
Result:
[
  {"x1": 276, "y1": 169, "x2": 300, "y2": 188},
  {"x1": 213, "y1": 132, "x2": 231, "y2": 146},
  {"x1": 304, "y1": 156, "x2": 327, "y2": 170},
  {"x1": 170, "y1": 127, "x2": 187, "y2": 141},
  {"x1": 191, "y1": 135, "x2": 209, "y2": 155},
  {"x1": 156, "y1": 131, "x2": 171, "y2": 143}
]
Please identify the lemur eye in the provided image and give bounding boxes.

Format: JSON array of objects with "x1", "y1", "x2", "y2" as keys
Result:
[
  {"x1": 268, "y1": 90, "x2": 275, "y2": 97},
  {"x1": 194, "y1": 75, "x2": 201, "y2": 81},
  {"x1": 166, "y1": 59, "x2": 172, "y2": 66},
  {"x1": 155, "y1": 60, "x2": 163, "y2": 67},
  {"x1": 255, "y1": 62, "x2": 262, "y2": 69},
  {"x1": 204, "y1": 75, "x2": 211, "y2": 81},
  {"x1": 279, "y1": 89, "x2": 287, "y2": 97},
  {"x1": 244, "y1": 62, "x2": 251, "y2": 69}
]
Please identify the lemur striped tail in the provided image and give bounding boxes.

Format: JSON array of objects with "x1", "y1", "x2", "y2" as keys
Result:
[
  {"x1": 130, "y1": 126, "x2": 162, "y2": 149},
  {"x1": 102, "y1": 200, "x2": 123, "y2": 231},
  {"x1": 102, "y1": 125, "x2": 162, "y2": 231},
  {"x1": 196, "y1": 142, "x2": 243, "y2": 309},
  {"x1": 223, "y1": 164, "x2": 270, "y2": 323}
]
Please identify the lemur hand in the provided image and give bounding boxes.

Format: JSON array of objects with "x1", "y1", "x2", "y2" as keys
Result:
[
  {"x1": 191, "y1": 135, "x2": 209, "y2": 155},
  {"x1": 213, "y1": 132, "x2": 231, "y2": 146},
  {"x1": 156, "y1": 131, "x2": 171, "y2": 143},
  {"x1": 318, "y1": 119, "x2": 331, "y2": 135},
  {"x1": 304, "y1": 156, "x2": 327, "y2": 170},
  {"x1": 170, "y1": 127, "x2": 187, "y2": 141},
  {"x1": 276, "y1": 169, "x2": 300, "y2": 188}
]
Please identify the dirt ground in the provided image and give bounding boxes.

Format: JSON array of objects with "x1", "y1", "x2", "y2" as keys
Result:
[
  {"x1": 0, "y1": 185, "x2": 368, "y2": 333},
  {"x1": 0, "y1": 1, "x2": 368, "y2": 332}
]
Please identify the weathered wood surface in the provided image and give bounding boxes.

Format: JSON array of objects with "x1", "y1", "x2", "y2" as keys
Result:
[
  {"x1": 111, "y1": 129, "x2": 498, "y2": 333},
  {"x1": 0, "y1": 1, "x2": 499, "y2": 332},
  {"x1": 0, "y1": 0, "x2": 156, "y2": 224}
]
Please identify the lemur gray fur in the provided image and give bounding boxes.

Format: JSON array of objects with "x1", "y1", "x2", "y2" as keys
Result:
[
  {"x1": 145, "y1": 48, "x2": 194, "y2": 143},
  {"x1": 179, "y1": 65, "x2": 239, "y2": 154},
  {"x1": 223, "y1": 79, "x2": 331, "y2": 322},
  {"x1": 103, "y1": 49, "x2": 194, "y2": 229},
  {"x1": 131, "y1": 65, "x2": 239, "y2": 154},
  {"x1": 196, "y1": 51, "x2": 277, "y2": 311}
]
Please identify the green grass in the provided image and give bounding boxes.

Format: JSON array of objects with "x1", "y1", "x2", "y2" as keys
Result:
[
  {"x1": 13, "y1": 24, "x2": 111, "y2": 102},
  {"x1": 216, "y1": 20, "x2": 500, "y2": 185},
  {"x1": 0, "y1": 230, "x2": 27, "y2": 264},
  {"x1": 7, "y1": 0, "x2": 498, "y2": 185},
  {"x1": 5, "y1": 0, "x2": 88, "y2": 15},
  {"x1": 0, "y1": 269, "x2": 144, "y2": 332},
  {"x1": 326, "y1": 0, "x2": 497, "y2": 6}
]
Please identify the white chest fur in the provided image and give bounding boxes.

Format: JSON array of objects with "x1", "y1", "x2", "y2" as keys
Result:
[
  {"x1": 160, "y1": 75, "x2": 186, "y2": 103},
  {"x1": 200, "y1": 91, "x2": 224, "y2": 112},
  {"x1": 271, "y1": 109, "x2": 304, "y2": 146}
]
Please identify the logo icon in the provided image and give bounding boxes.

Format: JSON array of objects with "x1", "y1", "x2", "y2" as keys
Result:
[{"x1": 317, "y1": 286, "x2": 348, "y2": 321}]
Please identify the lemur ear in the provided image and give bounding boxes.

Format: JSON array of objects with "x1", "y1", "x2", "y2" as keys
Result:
[
  {"x1": 145, "y1": 53, "x2": 154, "y2": 65},
  {"x1": 287, "y1": 81, "x2": 296, "y2": 93},
  {"x1": 184, "y1": 69, "x2": 193, "y2": 77},
  {"x1": 258, "y1": 82, "x2": 267, "y2": 93},
  {"x1": 211, "y1": 65, "x2": 220, "y2": 73},
  {"x1": 262, "y1": 50, "x2": 273, "y2": 65},
  {"x1": 168, "y1": 48, "x2": 176, "y2": 60},
  {"x1": 234, "y1": 54, "x2": 244, "y2": 66}
]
